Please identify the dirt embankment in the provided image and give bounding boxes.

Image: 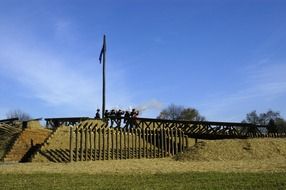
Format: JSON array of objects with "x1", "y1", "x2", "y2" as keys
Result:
[{"x1": 175, "y1": 138, "x2": 286, "y2": 161}]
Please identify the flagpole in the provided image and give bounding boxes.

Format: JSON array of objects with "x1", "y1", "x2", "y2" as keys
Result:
[{"x1": 102, "y1": 35, "x2": 106, "y2": 118}]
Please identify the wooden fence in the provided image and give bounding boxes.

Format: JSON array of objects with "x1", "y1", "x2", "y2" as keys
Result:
[{"x1": 69, "y1": 125, "x2": 188, "y2": 162}]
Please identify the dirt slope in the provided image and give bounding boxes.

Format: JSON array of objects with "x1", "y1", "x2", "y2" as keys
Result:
[{"x1": 175, "y1": 138, "x2": 286, "y2": 161}]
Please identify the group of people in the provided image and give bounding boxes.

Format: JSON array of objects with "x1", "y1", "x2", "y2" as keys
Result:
[{"x1": 95, "y1": 109, "x2": 140, "y2": 128}]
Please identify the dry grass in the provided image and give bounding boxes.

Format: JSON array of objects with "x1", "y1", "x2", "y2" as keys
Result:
[
  {"x1": 175, "y1": 138, "x2": 286, "y2": 161},
  {"x1": 1, "y1": 157, "x2": 286, "y2": 174},
  {"x1": 2, "y1": 138, "x2": 286, "y2": 174}
]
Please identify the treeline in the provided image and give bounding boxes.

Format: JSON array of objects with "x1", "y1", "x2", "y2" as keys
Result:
[{"x1": 242, "y1": 110, "x2": 286, "y2": 133}]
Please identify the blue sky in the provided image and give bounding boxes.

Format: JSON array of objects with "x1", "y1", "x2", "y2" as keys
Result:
[{"x1": 0, "y1": 0, "x2": 286, "y2": 121}]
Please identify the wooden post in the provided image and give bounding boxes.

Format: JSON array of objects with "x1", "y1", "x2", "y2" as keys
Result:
[
  {"x1": 124, "y1": 128, "x2": 127, "y2": 159},
  {"x1": 107, "y1": 128, "x2": 110, "y2": 160},
  {"x1": 98, "y1": 128, "x2": 101, "y2": 160},
  {"x1": 80, "y1": 129, "x2": 83, "y2": 161},
  {"x1": 131, "y1": 128, "x2": 134, "y2": 159},
  {"x1": 157, "y1": 128, "x2": 161, "y2": 157},
  {"x1": 170, "y1": 128, "x2": 174, "y2": 156},
  {"x1": 185, "y1": 135, "x2": 189, "y2": 149},
  {"x1": 142, "y1": 128, "x2": 145, "y2": 158},
  {"x1": 102, "y1": 127, "x2": 105, "y2": 160},
  {"x1": 111, "y1": 129, "x2": 114, "y2": 160},
  {"x1": 178, "y1": 129, "x2": 181, "y2": 153},
  {"x1": 153, "y1": 128, "x2": 156, "y2": 158},
  {"x1": 174, "y1": 128, "x2": 177, "y2": 154},
  {"x1": 127, "y1": 128, "x2": 130, "y2": 159},
  {"x1": 149, "y1": 128, "x2": 152, "y2": 158},
  {"x1": 138, "y1": 129, "x2": 141, "y2": 159},
  {"x1": 89, "y1": 128, "x2": 92, "y2": 160},
  {"x1": 134, "y1": 128, "x2": 137, "y2": 159},
  {"x1": 120, "y1": 128, "x2": 122, "y2": 160},
  {"x1": 167, "y1": 129, "x2": 171, "y2": 156},
  {"x1": 85, "y1": 128, "x2": 88, "y2": 161},
  {"x1": 75, "y1": 127, "x2": 78, "y2": 162},
  {"x1": 93, "y1": 127, "x2": 96, "y2": 160},
  {"x1": 164, "y1": 128, "x2": 167, "y2": 157},
  {"x1": 69, "y1": 127, "x2": 73, "y2": 162},
  {"x1": 116, "y1": 128, "x2": 119, "y2": 159},
  {"x1": 161, "y1": 128, "x2": 164, "y2": 157}
]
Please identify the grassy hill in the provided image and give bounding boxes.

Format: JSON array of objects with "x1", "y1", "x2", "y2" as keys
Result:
[{"x1": 175, "y1": 138, "x2": 286, "y2": 161}]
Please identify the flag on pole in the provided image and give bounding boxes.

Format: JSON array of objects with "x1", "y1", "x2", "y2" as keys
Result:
[{"x1": 99, "y1": 35, "x2": 106, "y2": 63}]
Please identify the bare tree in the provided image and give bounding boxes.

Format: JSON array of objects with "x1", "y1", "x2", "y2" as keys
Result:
[
  {"x1": 242, "y1": 109, "x2": 286, "y2": 133},
  {"x1": 157, "y1": 104, "x2": 205, "y2": 121},
  {"x1": 6, "y1": 109, "x2": 31, "y2": 121},
  {"x1": 157, "y1": 104, "x2": 183, "y2": 120}
]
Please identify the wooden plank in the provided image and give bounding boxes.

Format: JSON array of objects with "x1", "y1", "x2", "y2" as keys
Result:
[
  {"x1": 149, "y1": 128, "x2": 152, "y2": 158},
  {"x1": 102, "y1": 127, "x2": 105, "y2": 160},
  {"x1": 127, "y1": 128, "x2": 130, "y2": 159},
  {"x1": 93, "y1": 128, "x2": 96, "y2": 160},
  {"x1": 153, "y1": 128, "x2": 156, "y2": 158},
  {"x1": 85, "y1": 128, "x2": 88, "y2": 161},
  {"x1": 142, "y1": 128, "x2": 145, "y2": 158},
  {"x1": 138, "y1": 129, "x2": 141, "y2": 159},
  {"x1": 124, "y1": 128, "x2": 127, "y2": 159},
  {"x1": 161, "y1": 128, "x2": 164, "y2": 157},
  {"x1": 107, "y1": 128, "x2": 110, "y2": 160},
  {"x1": 157, "y1": 128, "x2": 161, "y2": 157},
  {"x1": 80, "y1": 129, "x2": 83, "y2": 161},
  {"x1": 134, "y1": 128, "x2": 137, "y2": 159},
  {"x1": 164, "y1": 128, "x2": 167, "y2": 157},
  {"x1": 75, "y1": 127, "x2": 78, "y2": 162},
  {"x1": 179, "y1": 129, "x2": 182, "y2": 153},
  {"x1": 89, "y1": 128, "x2": 92, "y2": 160},
  {"x1": 69, "y1": 127, "x2": 73, "y2": 162},
  {"x1": 98, "y1": 127, "x2": 101, "y2": 160},
  {"x1": 120, "y1": 128, "x2": 122, "y2": 160},
  {"x1": 116, "y1": 128, "x2": 119, "y2": 160},
  {"x1": 145, "y1": 128, "x2": 149, "y2": 158},
  {"x1": 170, "y1": 128, "x2": 174, "y2": 156},
  {"x1": 111, "y1": 128, "x2": 114, "y2": 160},
  {"x1": 174, "y1": 128, "x2": 177, "y2": 154},
  {"x1": 131, "y1": 128, "x2": 134, "y2": 159},
  {"x1": 167, "y1": 129, "x2": 171, "y2": 156},
  {"x1": 185, "y1": 135, "x2": 188, "y2": 150}
]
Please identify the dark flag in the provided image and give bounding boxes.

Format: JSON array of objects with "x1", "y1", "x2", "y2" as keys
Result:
[{"x1": 99, "y1": 35, "x2": 106, "y2": 63}]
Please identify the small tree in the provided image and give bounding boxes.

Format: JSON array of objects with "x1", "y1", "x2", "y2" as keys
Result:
[{"x1": 6, "y1": 109, "x2": 31, "y2": 121}]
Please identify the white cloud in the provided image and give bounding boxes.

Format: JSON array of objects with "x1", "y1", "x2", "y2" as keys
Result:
[
  {"x1": 199, "y1": 61, "x2": 286, "y2": 121},
  {"x1": 0, "y1": 42, "x2": 133, "y2": 114}
]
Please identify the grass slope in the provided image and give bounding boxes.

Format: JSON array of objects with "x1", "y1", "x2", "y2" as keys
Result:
[{"x1": 175, "y1": 138, "x2": 286, "y2": 161}]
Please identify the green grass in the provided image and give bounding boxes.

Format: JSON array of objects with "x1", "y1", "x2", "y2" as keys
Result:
[{"x1": 1, "y1": 172, "x2": 285, "y2": 190}]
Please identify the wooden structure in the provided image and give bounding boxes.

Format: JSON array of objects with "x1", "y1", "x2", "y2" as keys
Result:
[
  {"x1": 104, "y1": 117, "x2": 269, "y2": 139},
  {"x1": 134, "y1": 118, "x2": 266, "y2": 139},
  {"x1": 69, "y1": 120, "x2": 188, "y2": 162},
  {"x1": 45, "y1": 117, "x2": 89, "y2": 129}
]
